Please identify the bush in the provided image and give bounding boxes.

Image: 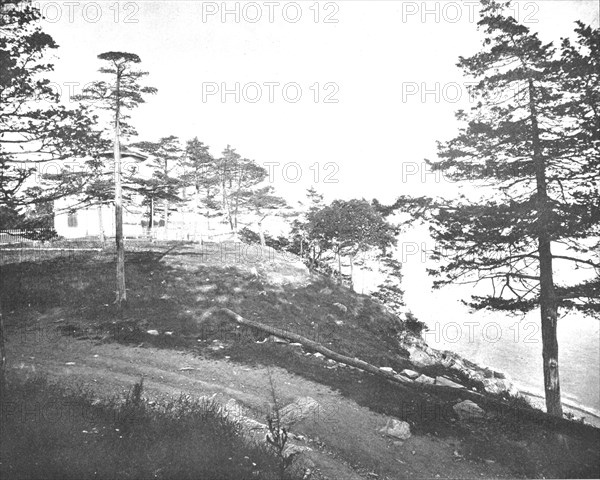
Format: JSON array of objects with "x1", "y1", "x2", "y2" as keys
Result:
[
  {"x1": 1, "y1": 375, "x2": 299, "y2": 480},
  {"x1": 404, "y1": 312, "x2": 428, "y2": 337}
]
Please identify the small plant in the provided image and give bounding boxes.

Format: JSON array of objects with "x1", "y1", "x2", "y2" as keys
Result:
[
  {"x1": 265, "y1": 368, "x2": 294, "y2": 479},
  {"x1": 118, "y1": 376, "x2": 146, "y2": 436},
  {"x1": 404, "y1": 311, "x2": 428, "y2": 337},
  {"x1": 564, "y1": 411, "x2": 586, "y2": 424}
]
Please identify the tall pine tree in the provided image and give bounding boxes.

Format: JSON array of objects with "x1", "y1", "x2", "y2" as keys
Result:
[
  {"x1": 77, "y1": 52, "x2": 157, "y2": 309},
  {"x1": 390, "y1": 1, "x2": 598, "y2": 416}
]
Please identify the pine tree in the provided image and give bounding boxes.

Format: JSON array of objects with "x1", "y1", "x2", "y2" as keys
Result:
[
  {"x1": 0, "y1": 0, "x2": 99, "y2": 215},
  {"x1": 131, "y1": 136, "x2": 183, "y2": 234},
  {"x1": 216, "y1": 146, "x2": 268, "y2": 234},
  {"x1": 77, "y1": 52, "x2": 157, "y2": 309},
  {"x1": 179, "y1": 137, "x2": 219, "y2": 238},
  {"x1": 389, "y1": 1, "x2": 599, "y2": 416}
]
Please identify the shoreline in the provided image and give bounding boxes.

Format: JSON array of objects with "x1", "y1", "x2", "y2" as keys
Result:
[{"x1": 516, "y1": 386, "x2": 600, "y2": 428}]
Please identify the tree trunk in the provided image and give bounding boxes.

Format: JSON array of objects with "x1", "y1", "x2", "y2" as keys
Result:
[
  {"x1": 97, "y1": 205, "x2": 105, "y2": 245},
  {"x1": 529, "y1": 79, "x2": 562, "y2": 417},
  {"x1": 349, "y1": 253, "x2": 354, "y2": 291},
  {"x1": 114, "y1": 74, "x2": 126, "y2": 310},
  {"x1": 258, "y1": 215, "x2": 267, "y2": 247},
  {"x1": 148, "y1": 197, "x2": 154, "y2": 236},
  {"x1": 0, "y1": 292, "x2": 6, "y2": 400},
  {"x1": 195, "y1": 186, "x2": 202, "y2": 242},
  {"x1": 164, "y1": 199, "x2": 169, "y2": 237},
  {"x1": 337, "y1": 248, "x2": 342, "y2": 285}
]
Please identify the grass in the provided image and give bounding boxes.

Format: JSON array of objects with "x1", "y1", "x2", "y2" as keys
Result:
[
  {"x1": 0, "y1": 374, "x2": 296, "y2": 480},
  {"x1": 1, "y1": 242, "x2": 599, "y2": 478}
]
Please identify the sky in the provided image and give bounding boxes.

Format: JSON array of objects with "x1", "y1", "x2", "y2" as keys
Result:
[
  {"x1": 38, "y1": 0, "x2": 600, "y2": 205},
  {"x1": 34, "y1": 0, "x2": 600, "y2": 410}
]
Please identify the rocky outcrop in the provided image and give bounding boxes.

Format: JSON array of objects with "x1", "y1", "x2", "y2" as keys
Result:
[
  {"x1": 279, "y1": 397, "x2": 321, "y2": 427},
  {"x1": 378, "y1": 418, "x2": 411, "y2": 440},
  {"x1": 453, "y1": 400, "x2": 486, "y2": 421},
  {"x1": 397, "y1": 331, "x2": 519, "y2": 398}
]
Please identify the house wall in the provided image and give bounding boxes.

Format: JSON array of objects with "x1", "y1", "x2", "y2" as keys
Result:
[{"x1": 54, "y1": 200, "x2": 116, "y2": 239}]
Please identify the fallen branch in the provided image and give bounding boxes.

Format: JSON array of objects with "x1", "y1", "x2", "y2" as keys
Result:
[
  {"x1": 199, "y1": 306, "x2": 413, "y2": 385},
  {"x1": 198, "y1": 307, "x2": 600, "y2": 434}
]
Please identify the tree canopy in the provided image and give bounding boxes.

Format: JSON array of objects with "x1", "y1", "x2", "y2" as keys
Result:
[{"x1": 0, "y1": 0, "x2": 100, "y2": 221}]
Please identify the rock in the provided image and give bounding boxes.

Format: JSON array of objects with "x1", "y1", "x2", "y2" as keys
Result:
[
  {"x1": 146, "y1": 329, "x2": 159, "y2": 336},
  {"x1": 407, "y1": 346, "x2": 436, "y2": 368},
  {"x1": 380, "y1": 367, "x2": 395, "y2": 374},
  {"x1": 224, "y1": 399, "x2": 267, "y2": 432},
  {"x1": 279, "y1": 397, "x2": 320, "y2": 427},
  {"x1": 313, "y1": 352, "x2": 324, "y2": 359},
  {"x1": 333, "y1": 302, "x2": 348, "y2": 314},
  {"x1": 335, "y1": 320, "x2": 344, "y2": 326},
  {"x1": 224, "y1": 399, "x2": 245, "y2": 422},
  {"x1": 482, "y1": 378, "x2": 514, "y2": 395},
  {"x1": 440, "y1": 355, "x2": 455, "y2": 368},
  {"x1": 453, "y1": 400, "x2": 485, "y2": 421},
  {"x1": 465, "y1": 370, "x2": 485, "y2": 383},
  {"x1": 288, "y1": 342, "x2": 303, "y2": 349},
  {"x1": 415, "y1": 374, "x2": 435, "y2": 384},
  {"x1": 394, "y1": 374, "x2": 413, "y2": 383},
  {"x1": 401, "y1": 369, "x2": 420, "y2": 379},
  {"x1": 435, "y1": 376, "x2": 466, "y2": 389},
  {"x1": 268, "y1": 335, "x2": 288, "y2": 344},
  {"x1": 283, "y1": 444, "x2": 312, "y2": 457},
  {"x1": 378, "y1": 418, "x2": 411, "y2": 440}
]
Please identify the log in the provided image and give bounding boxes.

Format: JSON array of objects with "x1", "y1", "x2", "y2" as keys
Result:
[
  {"x1": 199, "y1": 306, "x2": 413, "y2": 385},
  {"x1": 198, "y1": 307, "x2": 600, "y2": 435}
]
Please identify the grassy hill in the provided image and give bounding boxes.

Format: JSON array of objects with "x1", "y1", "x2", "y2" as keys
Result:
[{"x1": 1, "y1": 241, "x2": 599, "y2": 478}]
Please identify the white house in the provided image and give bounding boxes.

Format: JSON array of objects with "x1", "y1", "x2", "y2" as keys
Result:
[
  {"x1": 54, "y1": 149, "x2": 149, "y2": 239},
  {"x1": 53, "y1": 148, "x2": 235, "y2": 241}
]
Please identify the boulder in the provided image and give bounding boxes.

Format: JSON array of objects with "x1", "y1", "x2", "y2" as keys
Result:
[
  {"x1": 401, "y1": 369, "x2": 420, "y2": 379},
  {"x1": 415, "y1": 374, "x2": 435, "y2": 384},
  {"x1": 435, "y1": 376, "x2": 466, "y2": 389},
  {"x1": 333, "y1": 302, "x2": 348, "y2": 314},
  {"x1": 378, "y1": 418, "x2": 411, "y2": 440},
  {"x1": 407, "y1": 346, "x2": 436, "y2": 368},
  {"x1": 279, "y1": 397, "x2": 320, "y2": 427},
  {"x1": 268, "y1": 335, "x2": 288, "y2": 344},
  {"x1": 453, "y1": 400, "x2": 485, "y2": 421},
  {"x1": 283, "y1": 444, "x2": 312, "y2": 458},
  {"x1": 482, "y1": 378, "x2": 515, "y2": 395},
  {"x1": 224, "y1": 399, "x2": 268, "y2": 431}
]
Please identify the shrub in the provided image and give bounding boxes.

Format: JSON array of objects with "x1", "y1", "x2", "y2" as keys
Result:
[{"x1": 404, "y1": 312, "x2": 428, "y2": 337}]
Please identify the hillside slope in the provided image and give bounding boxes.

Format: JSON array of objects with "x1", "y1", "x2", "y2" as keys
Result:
[{"x1": 2, "y1": 241, "x2": 599, "y2": 478}]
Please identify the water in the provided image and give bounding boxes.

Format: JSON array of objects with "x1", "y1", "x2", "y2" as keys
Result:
[{"x1": 400, "y1": 243, "x2": 600, "y2": 416}]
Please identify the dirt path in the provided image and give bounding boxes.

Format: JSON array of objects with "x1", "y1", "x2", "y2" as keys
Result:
[{"x1": 6, "y1": 325, "x2": 514, "y2": 480}]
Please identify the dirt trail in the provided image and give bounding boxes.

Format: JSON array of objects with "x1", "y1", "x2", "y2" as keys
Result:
[{"x1": 6, "y1": 327, "x2": 513, "y2": 480}]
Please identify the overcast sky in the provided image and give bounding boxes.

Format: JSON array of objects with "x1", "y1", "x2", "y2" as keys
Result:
[{"x1": 39, "y1": 0, "x2": 599, "y2": 205}]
